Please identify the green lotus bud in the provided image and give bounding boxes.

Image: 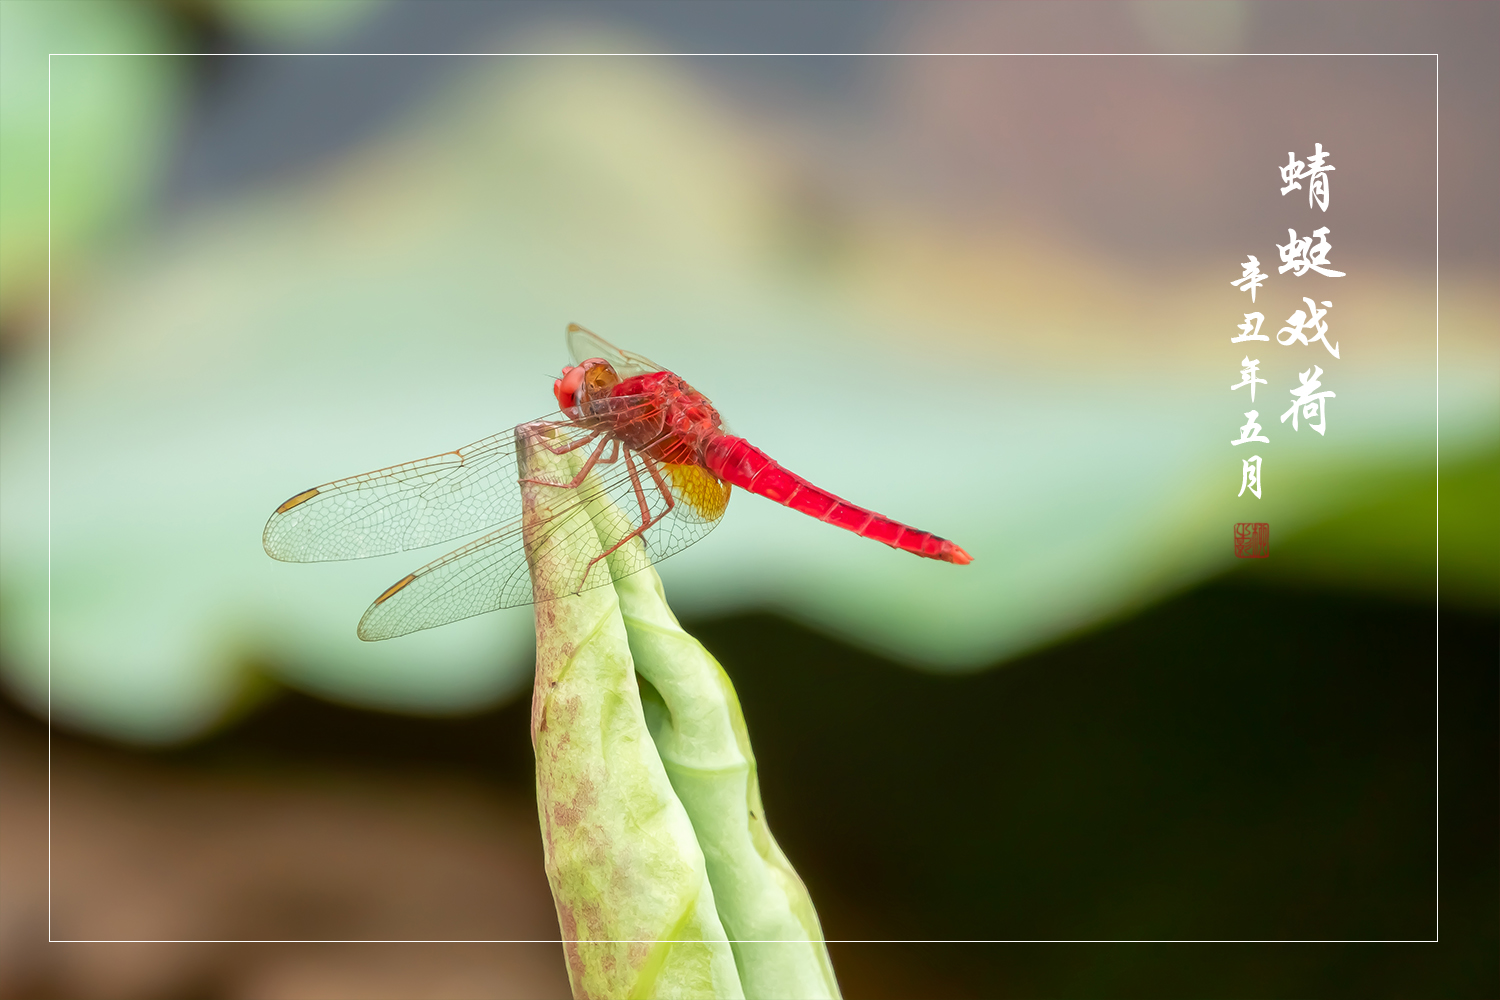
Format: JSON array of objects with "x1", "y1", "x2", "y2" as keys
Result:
[
  {"x1": 522, "y1": 426, "x2": 743, "y2": 999},
  {"x1": 520, "y1": 424, "x2": 840, "y2": 999},
  {"x1": 615, "y1": 567, "x2": 841, "y2": 1000}
]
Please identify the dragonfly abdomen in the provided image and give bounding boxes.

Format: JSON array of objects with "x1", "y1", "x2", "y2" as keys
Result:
[{"x1": 700, "y1": 435, "x2": 971, "y2": 564}]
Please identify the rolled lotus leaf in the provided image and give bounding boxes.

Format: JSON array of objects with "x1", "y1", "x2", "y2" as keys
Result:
[
  {"x1": 615, "y1": 569, "x2": 841, "y2": 998},
  {"x1": 521, "y1": 423, "x2": 842, "y2": 999},
  {"x1": 521, "y1": 423, "x2": 744, "y2": 1000},
  {"x1": 591, "y1": 511, "x2": 841, "y2": 998}
]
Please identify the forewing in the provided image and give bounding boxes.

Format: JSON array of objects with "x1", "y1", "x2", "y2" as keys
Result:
[
  {"x1": 356, "y1": 446, "x2": 731, "y2": 640},
  {"x1": 566, "y1": 322, "x2": 664, "y2": 376},
  {"x1": 263, "y1": 414, "x2": 584, "y2": 562}
]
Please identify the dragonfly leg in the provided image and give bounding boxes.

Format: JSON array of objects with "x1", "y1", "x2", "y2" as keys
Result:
[
  {"x1": 633, "y1": 454, "x2": 678, "y2": 538},
  {"x1": 578, "y1": 452, "x2": 675, "y2": 589},
  {"x1": 520, "y1": 433, "x2": 614, "y2": 490},
  {"x1": 638, "y1": 453, "x2": 673, "y2": 506},
  {"x1": 538, "y1": 428, "x2": 600, "y2": 456}
]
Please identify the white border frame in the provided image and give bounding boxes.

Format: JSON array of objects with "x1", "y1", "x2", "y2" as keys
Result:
[{"x1": 46, "y1": 50, "x2": 1443, "y2": 947}]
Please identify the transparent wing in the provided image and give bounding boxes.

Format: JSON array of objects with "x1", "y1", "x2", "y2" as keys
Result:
[
  {"x1": 356, "y1": 439, "x2": 731, "y2": 640},
  {"x1": 263, "y1": 412, "x2": 584, "y2": 562},
  {"x1": 566, "y1": 322, "x2": 664, "y2": 376}
]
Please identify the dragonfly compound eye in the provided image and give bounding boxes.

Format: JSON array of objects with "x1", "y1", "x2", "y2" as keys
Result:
[
  {"x1": 583, "y1": 360, "x2": 619, "y2": 395},
  {"x1": 554, "y1": 367, "x2": 585, "y2": 410}
]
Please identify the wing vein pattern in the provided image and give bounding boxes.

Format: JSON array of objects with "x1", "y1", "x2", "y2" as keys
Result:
[
  {"x1": 263, "y1": 419, "x2": 566, "y2": 563},
  {"x1": 356, "y1": 428, "x2": 729, "y2": 640}
]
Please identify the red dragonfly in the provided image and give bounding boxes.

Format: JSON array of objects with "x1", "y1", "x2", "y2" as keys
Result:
[{"x1": 264, "y1": 325, "x2": 970, "y2": 640}]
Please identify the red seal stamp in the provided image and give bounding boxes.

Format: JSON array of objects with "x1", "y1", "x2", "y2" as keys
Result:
[{"x1": 1234, "y1": 522, "x2": 1270, "y2": 559}]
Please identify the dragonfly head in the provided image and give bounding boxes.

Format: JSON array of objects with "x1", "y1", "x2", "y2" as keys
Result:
[{"x1": 553, "y1": 358, "x2": 618, "y2": 410}]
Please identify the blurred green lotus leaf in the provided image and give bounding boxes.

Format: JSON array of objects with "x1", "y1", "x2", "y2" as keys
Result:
[
  {"x1": 1, "y1": 1, "x2": 186, "y2": 316},
  {"x1": 208, "y1": 0, "x2": 385, "y2": 45}
]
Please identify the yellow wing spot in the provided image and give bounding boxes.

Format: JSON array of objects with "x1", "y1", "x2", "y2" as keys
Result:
[
  {"x1": 275, "y1": 488, "x2": 320, "y2": 514},
  {"x1": 664, "y1": 463, "x2": 731, "y2": 521},
  {"x1": 375, "y1": 574, "x2": 416, "y2": 605}
]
